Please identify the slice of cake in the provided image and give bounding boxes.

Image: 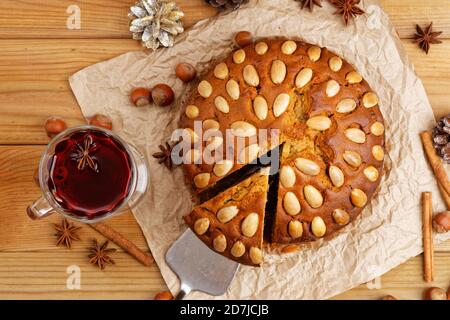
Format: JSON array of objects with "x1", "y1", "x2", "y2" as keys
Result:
[{"x1": 184, "y1": 170, "x2": 269, "y2": 266}]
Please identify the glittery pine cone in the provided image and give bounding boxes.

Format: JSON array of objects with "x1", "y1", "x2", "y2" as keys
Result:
[
  {"x1": 205, "y1": 0, "x2": 249, "y2": 11},
  {"x1": 129, "y1": 0, "x2": 185, "y2": 50}
]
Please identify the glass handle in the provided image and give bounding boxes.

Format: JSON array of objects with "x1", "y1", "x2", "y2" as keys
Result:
[{"x1": 26, "y1": 196, "x2": 54, "y2": 220}]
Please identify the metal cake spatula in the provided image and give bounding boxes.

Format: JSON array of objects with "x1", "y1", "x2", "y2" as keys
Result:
[{"x1": 166, "y1": 229, "x2": 239, "y2": 299}]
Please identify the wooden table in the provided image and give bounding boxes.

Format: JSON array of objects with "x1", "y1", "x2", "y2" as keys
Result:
[{"x1": 0, "y1": 0, "x2": 449, "y2": 300}]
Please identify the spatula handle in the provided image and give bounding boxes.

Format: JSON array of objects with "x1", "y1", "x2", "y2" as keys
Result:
[{"x1": 176, "y1": 282, "x2": 191, "y2": 300}]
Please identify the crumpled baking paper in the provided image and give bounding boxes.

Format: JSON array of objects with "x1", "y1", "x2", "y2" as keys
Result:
[{"x1": 69, "y1": 0, "x2": 450, "y2": 299}]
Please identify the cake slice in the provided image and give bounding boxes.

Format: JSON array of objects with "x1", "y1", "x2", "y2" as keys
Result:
[{"x1": 184, "y1": 170, "x2": 269, "y2": 266}]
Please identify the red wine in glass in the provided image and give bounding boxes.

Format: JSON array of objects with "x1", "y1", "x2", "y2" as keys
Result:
[{"x1": 48, "y1": 129, "x2": 133, "y2": 219}]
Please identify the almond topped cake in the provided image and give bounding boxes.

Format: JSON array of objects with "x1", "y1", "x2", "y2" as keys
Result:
[{"x1": 179, "y1": 38, "x2": 385, "y2": 266}]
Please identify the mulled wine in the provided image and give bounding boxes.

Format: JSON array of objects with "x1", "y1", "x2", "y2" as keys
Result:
[{"x1": 48, "y1": 129, "x2": 133, "y2": 219}]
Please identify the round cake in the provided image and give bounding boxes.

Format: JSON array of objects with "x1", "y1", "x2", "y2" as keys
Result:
[{"x1": 180, "y1": 38, "x2": 385, "y2": 265}]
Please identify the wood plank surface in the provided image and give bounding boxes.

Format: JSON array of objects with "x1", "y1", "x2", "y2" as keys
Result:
[
  {"x1": 0, "y1": 0, "x2": 449, "y2": 300},
  {"x1": 0, "y1": 1, "x2": 448, "y2": 39}
]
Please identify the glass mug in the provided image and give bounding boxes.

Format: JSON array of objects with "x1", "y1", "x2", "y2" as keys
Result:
[{"x1": 27, "y1": 125, "x2": 149, "y2": 223}]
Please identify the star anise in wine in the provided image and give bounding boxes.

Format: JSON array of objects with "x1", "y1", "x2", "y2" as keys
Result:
[
  {"x1": 329, "y1": 0, "x2": 365, "y2": 26},
  {"x1": 72, "y1": 134, "x2": 98, "y2": 172},
  {"x1": 297, "y1": 0, "x2": 322, "y2": 11},
  {"x1": 414, "y1": 22, "x2": 442, "y2": 54},
  {"x1": 152, "y1": 141, "x2": 175, "y2": 169},
  {"x1": 53, "y1": 218, "x2": 81, "y2": 248},
  {"x1": 88, "y1": 239, "x2": 116, "y2": 270}
]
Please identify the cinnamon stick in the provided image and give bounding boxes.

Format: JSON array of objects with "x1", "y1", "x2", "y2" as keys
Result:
[
  {"x1": 437, "y1": 182, "x2": 450, "y2": 210},
  {"x1": 422, "y1": 192, "x2": 434, "y2": 283},
  {"x1": 420, "y1": 131, "x2": 450, "y2": 196},
  {"x1": 89, "y1": 222, "x2": 154, "y2": 266}
]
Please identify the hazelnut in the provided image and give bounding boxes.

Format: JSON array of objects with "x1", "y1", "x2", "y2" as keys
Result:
[
  {"x1": 89, "y1": 114, "x2": 112, "y2": 130},
  {"x1": 423, "y1": 287, "x2": 447, "y2": 300},
  {"x1": 154, "y1": 291, "x2": 174, "y2": 300},
  {"x1": 432, "y1": 211, "x2": 450, "y2": 233},
  {"x1": 380, "y1": 295, "x2": 397, "y2": 300},
  {"x1": 175, "y1": 62, "x2": 197, "y2": 82},
  {"x1": 130, "y1": 87, "x2": 151, "y2": 107},
  {"x1": 151, "y1": 84, "x2": 174, "y2": 106},
  {"x1": 44, "y1": 116, "x2": 67, "y2": 138},
  {"x1": 235, "y1": 31, "x2": 253, "y2": 47}
]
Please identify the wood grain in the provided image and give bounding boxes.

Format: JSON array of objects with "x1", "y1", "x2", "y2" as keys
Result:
[
  {"x1": 0, "y1": 39, "x2": 449, "y2": 145},
  {"x1": 0, "y1": 1, "x2": 448, "y2": 39},
  {"x1": 0, "y1": 0, "x2": 449, "y2": 300}
]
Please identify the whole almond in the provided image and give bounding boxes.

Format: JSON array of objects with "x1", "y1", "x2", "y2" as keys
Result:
[
  {"x1": 213, "y1": 234, "x2": 227, "y2": 252},
  {"x1": 311, "y1": 216, "x2": 326, "y2": 237},
  {"x1": 203, "y1": 119, "x2": 220, "y2": 132},
  {"x1": 372, "y1": 145, "x2": 384, "y2": 161},
  {"x1": 198, "y1": 80, "x2": 212, "y2": 98},
  {"x1": 295, "y1": 158, "x2": 320, "y2": 176},
  {"x1": 231, "y1": 121, "x2": 257, "y2": 137},
  {"x1": 273, "y1": 93, "x2": 290, "y2": 117},
  {"x1": 226, "y1": 79, "x2": 240, "y2": 100},
  {"x1": 332, "y1": 209, "x2": 350, "y2": 225},
  {"x1": 255, "y1": 42, "x2": 268, "y2": 55},
  {"x1": 363, "y1": 92, "x2": 378, "y2": 108},
  {"x1": 214, "y1": 63, "x2": 229, "y2": 79},
  {"x1": 336, "y1": 98, "x2": 357, "y2": 113},
  {"x1": 281, "y1": 40, "x2": 297, "y2": 54},
  {"x1": 283, "y1": 191, "x2": 301, "y2": 216},
  {"x1": 295, "y1": 68, "x2": 313, "y2": 88},
  {"x1": 185, "y1": 105, "x2": 199, "y2": 119},
  {"x1": 233, "y1": 49, "x2": 246, "y2": 64},
  {"x1": 241, "y1": 213, "x2": 259, "y2": 237},
  {"x1": 217, "y1": 206, "x2": 239, "y2": 223},
  {"x1": 363, "y1": 166, "x2": 379, "y2": 182},
  {"x1": 243, "y1": 65, "x2": 260, "y2": 87},
  {"x1": 231, "y1": 241, "x2": 246, "y2": 257},
  {"x1": 194, "y1": 218, "x2": 210, "y2": 235},
  {"x1": 329, "y1": 56, "x2": 343, "y2": 71},
  {"x1": 307, "y1": 46, "x2": 321, "y2": 62},
  {"x1": 370, "y1": 122, "x2": 384, "y2": 136},
  {"x1": 193, "y1": 173, "x2": 210, "y2": 189},
  {"x1": 271, "y1": 60, "x2": 287, "y2": 84},
  {"x1": 304, "y1": 185, "x2": 323, "y2": 208},
  {"x1": 280, "y1": 165, "x2": 296, "y2": 188},
  {"x1": 329, "y1": 165, "x2": 344, "y2": 187},
  {"x1": 346, "y1": 71, "x2": 362, "y2": 84},
  {"x1": 214, "y1": 96, "x2": 230, "y2": 114},
  {"x1": 326, "y1": 80, "x2": 340, "y2": 97},
  {"x1": 253, "y1": 96, "x2": 268, "y2": 120},
  {"x1": 288, "y1": 220, "x2": 303, "y2": 239},
  {"x1": 306, "y1": 116, "x2": 331, "y2": 131},
  {"x1": 213, "y1": 160, "x2": 234, "y2": 177},
  {"x1": 343, "y1": 150, "x2": 362, "y2": 167},
  {"x1": 249, "y1": 247, "x2": 263, "y2": 265},
  {"x1": 351, "y1": 188, "x2": 367, "y2": 207},
  {"x1": 344, "y1": 128, "x2": 366, "y2": 144}
]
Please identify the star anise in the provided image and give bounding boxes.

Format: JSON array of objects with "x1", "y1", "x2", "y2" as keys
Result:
[
  {"x1": 72, "y1": 134, "x2": 98, "y2": 172},
  {"x1": 54, "y1": 218, "x2": 81, "y2": 248},
  {"x1": 297, "y1": 0, "x2": 322, "y2": 11},
  {"x1": 414, "y1": 22, "x2": 442, "y2": 54},
  {"x1": 88, "y1": 239, "x2": 116, "y2": 270},
  {"x1": 152, "y1": 141, "x2": 175, "y2": 169},
  {"x1": 329, "y1": 0, "x2": 365, "y2": 26}
]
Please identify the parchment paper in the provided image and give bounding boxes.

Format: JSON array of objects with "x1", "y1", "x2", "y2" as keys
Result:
[{"x1": 69, "y1": 0, "x2": 450, "y2": 299}]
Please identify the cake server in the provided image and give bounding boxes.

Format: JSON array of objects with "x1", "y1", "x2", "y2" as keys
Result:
[{"x1": 166, "y1": 228, "x2": 239, "y2": 299}]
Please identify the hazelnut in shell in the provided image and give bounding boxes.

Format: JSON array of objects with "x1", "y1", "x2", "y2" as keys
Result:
[
  {"x1": 151, "y1": 84, "x2": 175, "y2": 107},
  {"x1": 175, "y1": 63, "x2": 197, "y2": 82},
  {"x1": 154, "y1": 291, "x2": 174, "y2": 300},
  {"x1": 423, "y1": 287, "x2": 447, "y2": 300},
  {"x1": 44, "y1": 116, "x2": 67, "y2": 138},
  {"x1": 235, "y1": 31, "x2": 253, "y2": 47},
  {"x1": 89, "y1": 114, "x2": 113, "y2": 130},
  {"x1": 130, "y1": 87, "x2": 151, "y2": 107},
  {"x1": 432, "y1": 211, "x2": 450, "y2": 233}
]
